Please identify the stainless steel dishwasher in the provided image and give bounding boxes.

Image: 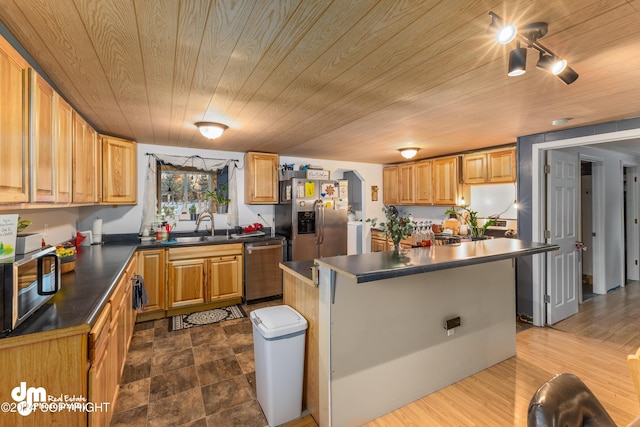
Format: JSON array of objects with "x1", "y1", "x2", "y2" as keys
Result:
[{"x1": 244, "y1": 240, "x2": 284, "y2": 302}]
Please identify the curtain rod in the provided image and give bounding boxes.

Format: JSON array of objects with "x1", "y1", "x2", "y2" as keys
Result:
[{"x1": 145, "y1": 153, "x2": 239, "y2": 163}]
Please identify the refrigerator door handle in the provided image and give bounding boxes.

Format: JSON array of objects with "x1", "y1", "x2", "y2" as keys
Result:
[
  {"x1": 319, "y1": 203, "x2": 325, "y2": 244},
  {"x1": 314, "y1": 199, "x2": 321, "y2": 245}
]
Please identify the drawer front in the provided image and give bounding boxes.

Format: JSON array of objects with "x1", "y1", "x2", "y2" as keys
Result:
[
  {"x1": 168, "y1": 243, "x2": 243, "y2": 260},
  {"x1": 89, "y1": 302, "x2": 111, "y2": 363}
]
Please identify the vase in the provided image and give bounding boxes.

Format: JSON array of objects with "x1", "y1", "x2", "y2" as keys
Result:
[
  {"x1": 471, "y1": 227, "x2": 485, "y2": 238},
  {"x1": 216, "y1": 205, "x2": 228, "y2": 214}
]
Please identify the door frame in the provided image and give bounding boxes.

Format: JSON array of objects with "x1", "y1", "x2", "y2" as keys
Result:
[
  {"x1": 531, "y1": 128, "x2": 640, "y2": 326},
  {"x1": 624, "y1": 164, "x2": 640, "y2": 281}
]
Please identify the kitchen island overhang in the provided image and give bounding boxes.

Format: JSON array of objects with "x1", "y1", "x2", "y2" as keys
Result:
[{"x1": 312, "y1": 239, "x2": 557, "y2": 427}]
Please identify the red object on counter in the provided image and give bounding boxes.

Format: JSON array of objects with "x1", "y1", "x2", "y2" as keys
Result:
[
  {"x1": 74, "y1": 232, "x2": 86, "y2": 247},
  {"x1": 243, "y1": 223, "x2": 264, "y2": 233}
]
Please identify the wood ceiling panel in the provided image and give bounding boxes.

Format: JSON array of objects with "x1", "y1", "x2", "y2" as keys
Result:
[
  {"x1": 241, "y1": 0, "x2": 441, "y2": 145},
  {"x1": 176, "y1": 0, "x2": 257, "y2": 147},
  {"x1": 72, "y1": 0, "x2": 146, "y2": 138},
  {"x1": 0, "y1": 0, "x2": 111, "y2": 131},
  {"x1": 167, "y1": 0, "x2": 213, "y2": 144},
  {"x1": 189, "y1": 0, "x2": 304, "y2": 147},
  {"x1": 134, "y1": 0, "x2": 179, "y2": 143},
  {"x1": 1, "y1": 0, "x2": 640, "y2": 163}
]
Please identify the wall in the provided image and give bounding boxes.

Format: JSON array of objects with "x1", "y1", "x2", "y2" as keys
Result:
[
  {"x1": 2, "y1": 208, "x2": 79, "y2": 247},
  {"x1": 516, "y1": 117, "x2": 640, "y2": 318},
  {"x1": 79, "y1": 144, "x2": 385, "y2": 250}
]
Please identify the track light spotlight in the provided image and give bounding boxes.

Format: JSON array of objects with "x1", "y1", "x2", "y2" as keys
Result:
[
  {"x1": 536, "y1": 53, "x2": 579, "y2": 84},
  {"x1": 508, "y1": 42, "x2": 527, "y2": 76},
  {"x1": 488, "y1": 11, "x2": 517, "y2": 45},
  {"x1": 556, "y1": 65, "x2": 579, "y2": 85},
  {"x1": 489, "y1": 12, "x2": 578, "y2": 85}
]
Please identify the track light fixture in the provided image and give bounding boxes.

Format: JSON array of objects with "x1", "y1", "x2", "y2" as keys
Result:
[{"x1": 488, "y1": 11, "x2": 578, "y2": 85}]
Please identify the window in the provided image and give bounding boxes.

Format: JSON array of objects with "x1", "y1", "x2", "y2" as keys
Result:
[{"x1": 157, "y1": 164, "x2": 227, "y2": 222}]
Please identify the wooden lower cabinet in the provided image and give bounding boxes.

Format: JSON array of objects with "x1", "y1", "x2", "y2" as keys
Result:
[
  {"x1": 208, "y1": 254, "x2": 243, "y2": 301},
  {"x1": 88, "y1": 255, "x2": 137, "y2": 427},
  {"x1": 137, "y1": 249, "x2": 166, "y2": 314},
  {"x1": 168, "y1": 259, "x2": 206, "y2": 308},
  {"x1": 371, "y1": 229, "x2": 389, "y2": 252},
  {"x1": 167, "y1": 244, "x2": 244, "y2": 311}
]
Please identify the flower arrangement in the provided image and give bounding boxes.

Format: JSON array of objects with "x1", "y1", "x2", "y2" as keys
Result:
[{"x1": 367, "y1": 206, "x2": 414, "y2": 252}]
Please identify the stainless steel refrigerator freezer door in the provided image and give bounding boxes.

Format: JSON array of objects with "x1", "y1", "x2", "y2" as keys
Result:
[
  {"x1": 318, "y1": 207, "x2": 347, "y2": 258},
  {"x1": 291, "y1": 233, "x2": 318, "y2": 261}
]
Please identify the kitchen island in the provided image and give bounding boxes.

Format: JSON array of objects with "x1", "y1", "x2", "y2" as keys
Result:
[{"x1": 283, "y1": 238, "x2": 557, "y2": 427}]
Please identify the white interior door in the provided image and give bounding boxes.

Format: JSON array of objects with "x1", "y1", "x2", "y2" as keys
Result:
[{"x1": 546, "y1": 149, "x2": 580, "y2": 324}]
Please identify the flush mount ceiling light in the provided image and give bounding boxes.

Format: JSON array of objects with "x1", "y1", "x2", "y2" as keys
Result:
[
  {"x1": 488, "y1": 12, "x2": 578, "y2": 85},
  {"x1": 195, "y1": 122, "x2": 228, "y2": 139},
  {"x1": 399, "y1": 148, "x2": 420, "y2": 159}
]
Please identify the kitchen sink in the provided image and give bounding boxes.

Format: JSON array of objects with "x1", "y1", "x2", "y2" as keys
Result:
[{"x1": 174, "y1": 235, "x2": 230, "y2": 243}]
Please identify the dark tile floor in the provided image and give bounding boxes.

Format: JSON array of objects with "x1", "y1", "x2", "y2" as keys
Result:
[{"x1": 110, "y1": 299, "x2": 282, "y2": 427}]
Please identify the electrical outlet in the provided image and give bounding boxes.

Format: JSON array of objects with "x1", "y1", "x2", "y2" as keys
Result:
[{"x1": 447, "y1": 329, "x2": 455, "y2": 336}]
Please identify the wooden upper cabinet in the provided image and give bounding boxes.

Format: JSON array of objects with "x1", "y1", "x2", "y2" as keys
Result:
[
  {"x1": 30, "y1": 70, "x2": 56, "y2": 203},
  {"x1": 463, "y1": 147, "x2": 516, "y2": 184},
  {"x1": 72, "y1": 112, "x2": 97, "y2": 203},
  {"x1": 463, "y1": 152, "x2": 487, "y2": 184},
  {"x1": 433, "y1": 156, "x2": 459, "y2": 205},
  {"x1": 415, "y1": 160, "x2": 433, "y2": 205},
  {"x1": 398, "y1": 163, "x2": 415, "y2": 205},
  {"x1": 382, "y1": 165, "x2": 399, "y2": 205},
  {"x1": 244, "y1": 152, "x2": 278, "y2": 204},
  {"x1": 487, "y1": 147, "x2": 516, "y2": 183},
  {"x1": 102, "y1": 135, "x2": 137, "y2": 204},
  {"x1": 56, "y1": 96, "x2": 73, "y2": 203},
  {"x1": 0, "y1": 36, "x2": 29, "y2": 203}
]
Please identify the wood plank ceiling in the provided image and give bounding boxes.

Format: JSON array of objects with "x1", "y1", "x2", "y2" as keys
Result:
[{"x1": 1, "y1": 0, "x2": 639, "y2": 164}]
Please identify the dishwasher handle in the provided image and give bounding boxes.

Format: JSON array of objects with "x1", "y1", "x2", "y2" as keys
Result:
[{"x1": 246, "y1": 241, "x2": 284, "y2": 252}]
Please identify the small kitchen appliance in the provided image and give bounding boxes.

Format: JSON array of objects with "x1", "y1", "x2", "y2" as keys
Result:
[{"x1": 0, "y1": 246, "x2": 61, "y2": 334}]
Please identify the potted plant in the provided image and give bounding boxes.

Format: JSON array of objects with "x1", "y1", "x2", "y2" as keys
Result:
[
  {"x1": 459, "y1": 206, "x2": 497, "y2": 239},
  {"x1": 367, "y1": 206, "x2": 414, "y2": 253},
  {"x1": 188, "y1": 204, "x2": 197, "y2": 221},
  {"x1": 206, "y1": 185, "x2": 231, "y2": 214}
]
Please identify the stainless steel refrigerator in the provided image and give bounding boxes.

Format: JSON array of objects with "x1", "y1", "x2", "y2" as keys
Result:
[{"x1": 275, "y1": 178, "x2": 348, "y2": 261}]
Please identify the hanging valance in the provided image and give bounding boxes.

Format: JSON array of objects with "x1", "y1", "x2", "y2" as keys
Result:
[{"x1": 140, "y1": 154, "x2": 239, "y2": 234}]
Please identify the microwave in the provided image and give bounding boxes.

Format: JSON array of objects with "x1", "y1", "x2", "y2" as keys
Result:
[{"x1": 0, "y1": 246, "x2": 61, "y2": 334}]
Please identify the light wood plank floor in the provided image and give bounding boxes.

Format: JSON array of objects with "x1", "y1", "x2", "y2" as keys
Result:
[{"x1": 292, "y1": 282, "x2": 640, "y2": 427}]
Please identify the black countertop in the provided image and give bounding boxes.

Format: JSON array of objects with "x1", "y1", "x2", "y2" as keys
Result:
[
  {"x1": 314, "y1": 238, "x2": 558, "y2": 284},
  {"x1": 4, "y1": 234, "x2": 285, "y2": 339},
  {"x1": 280, "y1": 259, "x2": 315, "y2": 282}
]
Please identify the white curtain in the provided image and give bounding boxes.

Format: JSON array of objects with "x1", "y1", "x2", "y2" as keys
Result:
[{"x1": 139, "y1": 154, "x2": 238, "y2": 234}]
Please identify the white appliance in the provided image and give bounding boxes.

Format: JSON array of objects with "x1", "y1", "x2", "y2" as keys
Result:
[{"x1": 347, "y1": 221, "x2": 362, "y2": 255}]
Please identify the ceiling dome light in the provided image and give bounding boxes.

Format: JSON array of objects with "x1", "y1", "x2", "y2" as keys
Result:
[
  {"x1": 399, "y1": 148, "x2": 419, "y2": 159},
  {"x1": 195, "y1": 122, "x2": 228, "y2": 139},
  {"x1": 508, "y1": 42, "x2": 527, "y2": 76}
]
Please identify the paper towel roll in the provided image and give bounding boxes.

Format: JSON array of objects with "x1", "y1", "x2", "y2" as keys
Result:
[{"x1": 92, "y1": 217, "x2": 103, "y2": 243}]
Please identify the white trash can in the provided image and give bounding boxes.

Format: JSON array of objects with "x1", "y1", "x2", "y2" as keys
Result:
[{"x1": 251, "y1": 305, "x2": 308, "y2": 426}]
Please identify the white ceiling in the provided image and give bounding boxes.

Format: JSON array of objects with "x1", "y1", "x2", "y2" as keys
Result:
[{"x1": 1, "y1": 0, "x2": 640, "y2": 164}]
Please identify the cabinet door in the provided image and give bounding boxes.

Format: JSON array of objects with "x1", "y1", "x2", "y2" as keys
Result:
[
  {"x1": 168, "y1": 259, "x2": 205, "y2": 308},
  {"x1": 398, "y1": 163, "x2": 415, "y2": 204},
  {"x1": 463, "y1": 153, "x2": 487, "y2": 184},
  {"x1": 244, "y1": 152, "x2": 278, "y2": 204},
  {"x1": 208, "y1": 255, "x2": 243, "y2": 301},
  {"x1": 138, "y1": 249, "x2": 166, "y2": 312},
  {"x1": 0, "y1": 37, "x2": 29, "y2": 203},
  {"x1": 487, "y1": 148, "x2": 516, "y2": 183},
  {"x1": 56, "y1": 96, "x2": 73, "y2": 203},
  {"x1": 382, "y1": 166, "x2": 399, "y2": 205},
  {"x1": 415, "y1": 160, "x2": 433, "y2": 205},
  {"x1": 73, "y1": 112, "x2": 95, "y2": 203},
  {"x1": 433, "y1": 156, "x2": 459, "y2": 205},
  {"x1": 88, "y1": 339, "x2": 113, "y2": 427},
  {"x1": 371, "y1": 238, "x2": 387, "y2": 253},
  {"x1": 31, "y1": 70, "x2": 56, "y2": 202},
  {"x1": 102, "y1": 135, "x2": 137, "y2": 204}
]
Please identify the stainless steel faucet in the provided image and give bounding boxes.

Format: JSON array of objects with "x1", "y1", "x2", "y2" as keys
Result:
[{"x1": 195, "y1": 211, "x2": 215, "y2": 236}]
